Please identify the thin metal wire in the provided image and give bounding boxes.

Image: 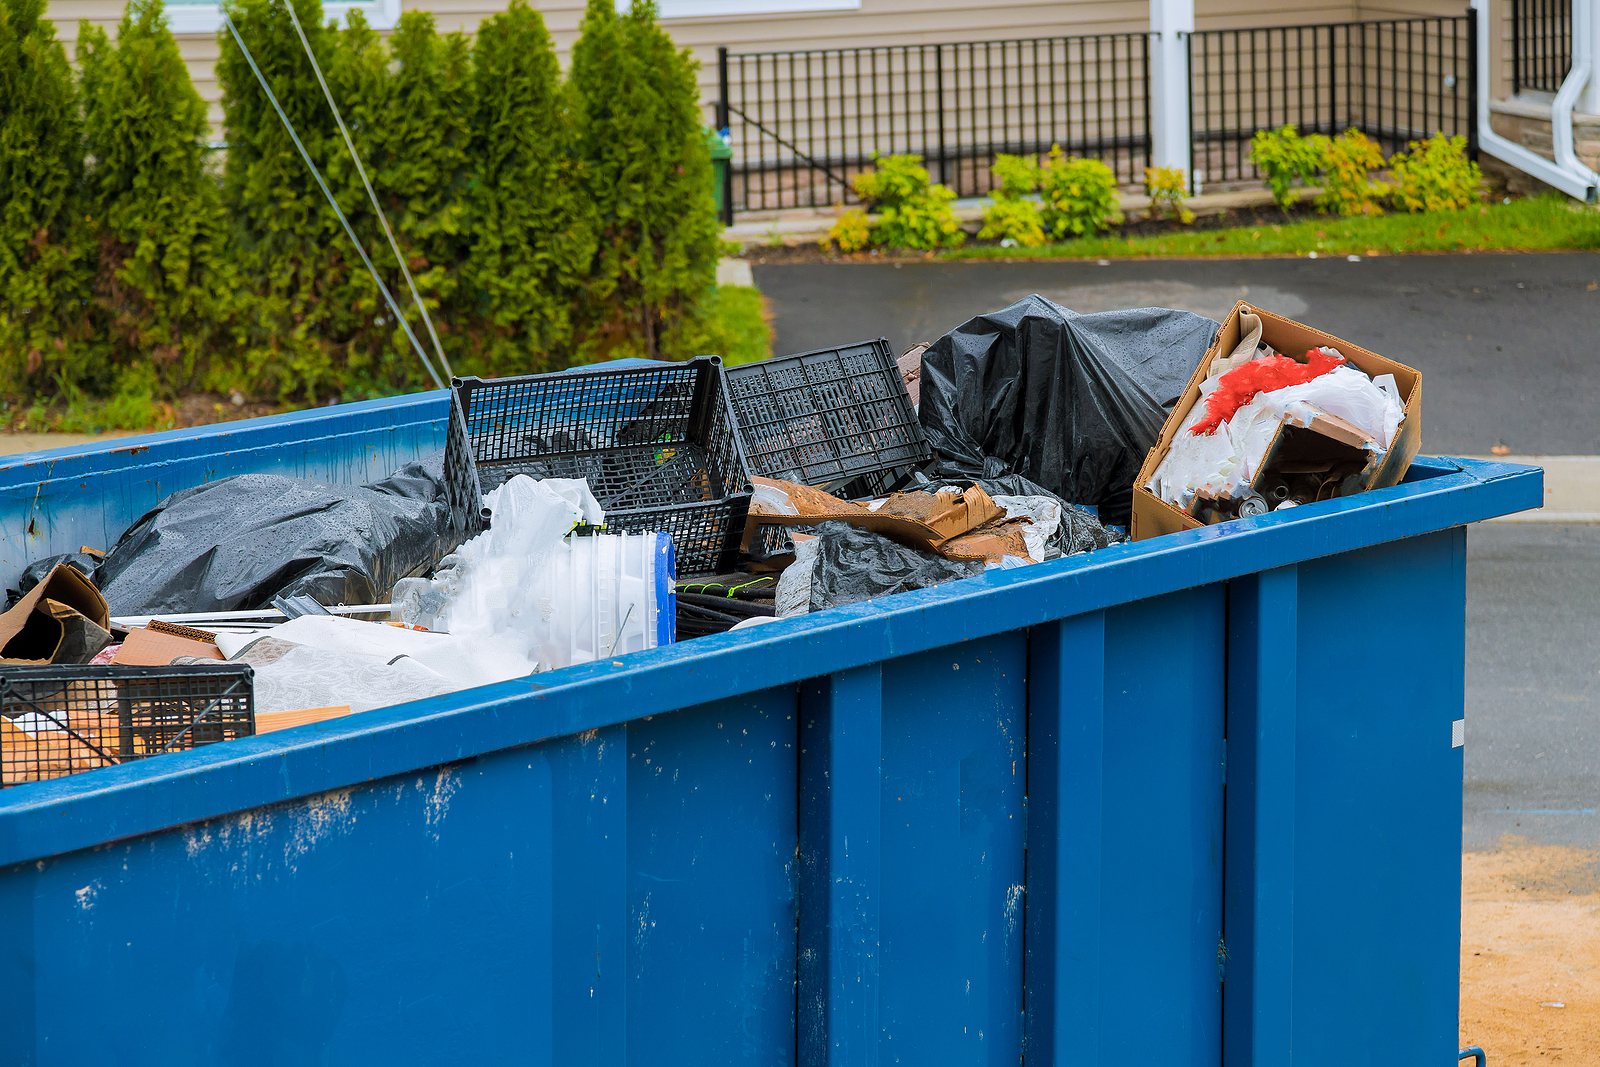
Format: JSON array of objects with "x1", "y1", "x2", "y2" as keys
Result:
[
  {"x1": 280, "y1": 0, "x2": 453, "y2": 380},
  {"x1": 222, "y1": 12, "x2": 443, "y2": 389}
]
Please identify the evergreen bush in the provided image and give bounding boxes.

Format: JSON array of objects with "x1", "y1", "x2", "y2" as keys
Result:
[
  {"x1": 850, "y1": 154, "x2": 965, "y2": 249},
  {"x1": 1388, "y1": 132, "x2": 1482, "y2": 213},
  {"x1": 569, "y1": 0, "x2": 720, "y2": 360},
  {"x1": 1249, "y1": 124, "x2": 1330, "y2": 209},
  {"x1": 977, "y1": 154, "x2": 1045, "y2": 247},
  {"x1": 461, "y1": 0, "x2": 592, "y2": 375},
  {"x1": 79, "y1": 0, "x2": 235, "y2": 395},
  {"x1": 0, "y1": 0, "x2": 95, "y2": 392},
  {"x1": 1316, "y1": 128, "x2": 1388, "y2": 216},
  {"x1": 1037, "y1": 147, "x2": 1121, "y2": 239},
  {"x1": 1144, "y1": 165, "x2": 1194, "y2": 224}
]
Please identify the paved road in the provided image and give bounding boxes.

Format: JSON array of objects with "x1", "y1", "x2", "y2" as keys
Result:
[
  {"x1": 754, "y1": 251, "x2": 1600, "y2": 456},
  {"x1": 756, "y1": 253, "x2": 1600, "y2": 849}
]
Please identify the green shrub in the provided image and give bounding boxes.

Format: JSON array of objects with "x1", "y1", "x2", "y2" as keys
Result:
[
  {"x1": 1249, "y1": 123, "x2": 1330, "y2": 209},
  {"x1": 216, "y1": 0, "x2": 355, "y2": 399},
  {"x1": 1038, "y1": 146, "x2": 1121, "y2": 239},
  {"x1": 1316, "y1": 128, "x2": 1388, "y2": 216},
  {"x1": 978, "y1": 154, "x2": 1045, "y2": 246},
  {"x1": 569, "y1": 0, "x2": 721, "y2": 361},
  {"x1": 825, "y1": 207, "x2": 872, "y2": 252},
  {"x1": 1388, "y1": 132, "x2": 1482, "y2": 213},
  {"x1": 460, "y1": 0, "x2": 592, "y2": 375},
  {"x1": 79, "y1": 0, "x2": 235, "y2": 395},
  {"x1": 1144, "y1": 165, "x2": 1194, "y2": 224},
  {"x1": 322, "y1": 9, "x2": 473, "y2": 393},
  {"x1": 851, "y1": 154, "x2": 965, "y2": 249},
  {"x1": 0, "y1": 0, "x2": 96, "y2": 393}
]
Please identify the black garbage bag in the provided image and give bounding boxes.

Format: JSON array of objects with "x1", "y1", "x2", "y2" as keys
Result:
[
  {"x1": 918, "y1": 295, "x2": 1218, "y2": 527},
  {"x1": 95, "y1": 451, "x2": 456, "y2": 615},
  {"x1": 807, "y1": 520, "x2": 983, "y2": 613}
]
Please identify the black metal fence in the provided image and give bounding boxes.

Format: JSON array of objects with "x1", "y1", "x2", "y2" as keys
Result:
[
  {"x1": 715, "y1": 16, "x2": 1476, "y2": 219},
  {"x1": 716, "y1": 34, "x2": 1149, "y2": 216},
  {"x1": 1511, "y1": 0, "x2": 1572, "y2": 93},
  {"x1": 1189, "y1": 16, "x2": 1476, "y2": 186}
]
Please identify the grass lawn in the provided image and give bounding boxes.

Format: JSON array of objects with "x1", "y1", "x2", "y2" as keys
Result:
[{"x1": 945, "y1": 195, "x2": 1600, "y2": 261}]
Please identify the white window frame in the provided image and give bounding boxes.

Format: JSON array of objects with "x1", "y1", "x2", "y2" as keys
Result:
[
  {"x1": 651, "y1": 0, "x2": 860, "y2": 19},
  {"x1": 164, "y1": 0, "x2": 401, "y2": 36}
]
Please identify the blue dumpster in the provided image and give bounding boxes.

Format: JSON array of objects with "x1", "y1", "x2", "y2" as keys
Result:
[{"x1": 0, "y1": 398, "x2": 1540, "y2": 1066}]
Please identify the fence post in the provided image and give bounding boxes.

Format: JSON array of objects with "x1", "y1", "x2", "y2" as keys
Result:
[
  {"x1": 1466, "y1": 8, "x2": 1480, "y2": 160},
  {"x1": 1149, "y1": 0, "x2": 1196, "y2": 189},
  {"x1": 935, "y1": 46, "x2": 948, "y2": 187},
  {"x1": 717, "y1": 47, "x2": 734, "y2": 225}
]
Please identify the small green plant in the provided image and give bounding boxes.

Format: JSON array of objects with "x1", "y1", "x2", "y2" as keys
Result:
[
  {"x1": 850, "y1": 154, "x2": 966, "y2": 250},
  {"x1": 1316, "y1": 128, "x2": 1388, "y2": 216},
  {"x1": 1249, "y1": 124, "x2": 1330, "y2": 209},
  {"x1": 1388, "y1": 132, "x2": 1483, "y2": 213},
  {"x1": 1038, "y1": 146, "x2": 1121, "y2": 239},
  {"x1": 978, "y1": 154, "x2": 1045, "y2": 246},
  {"x1": 1144, "y1": 165, "x2": 1194, "y2": 224},
  {"x1": 825, "y1": 208, "x2": 873, "y2": 252}
]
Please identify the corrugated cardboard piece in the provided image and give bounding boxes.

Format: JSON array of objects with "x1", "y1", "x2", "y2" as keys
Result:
[
  {"x1": 1131, "y1": 301, "x2": 1422, "y2": 541},
  {"x1": 112, "y1": 627, "x2": 225, "y2": 666},
  {"x1": 0, "y1": 564, "x2": 112, "y2": 664}
]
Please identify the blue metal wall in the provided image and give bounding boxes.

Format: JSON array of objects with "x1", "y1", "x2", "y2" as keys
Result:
[{"x1": 0, "y1": 441, "x2": 1540, "y2": 1066}]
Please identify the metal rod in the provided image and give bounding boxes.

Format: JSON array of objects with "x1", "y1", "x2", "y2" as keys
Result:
[
  {"x1": 221, "y1": 12, "x2": 444, "y2": 390},
  {"x1": 280, "y1": 0, "x2": 453, "y2": 382}
]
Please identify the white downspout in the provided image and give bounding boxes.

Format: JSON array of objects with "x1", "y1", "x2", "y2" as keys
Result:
[{"x1": 1473, "y1": 0, "x2": 1598, "y2": 202}]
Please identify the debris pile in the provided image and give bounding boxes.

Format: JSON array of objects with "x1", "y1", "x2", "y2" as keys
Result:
[{"x1": 1, "y1": 296, "x2": 1419, "y2": 785}]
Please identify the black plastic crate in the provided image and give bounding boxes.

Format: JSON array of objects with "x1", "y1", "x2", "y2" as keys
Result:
[
  {"x1": 1, "y1": 663, "x2": 255, "y2": 787},
  {"x1": 444, "y1": 356, "x2": 754, "y2": 576},
  {"x1": 724, "y1": 338, "x2": 932, "y2": 496}
]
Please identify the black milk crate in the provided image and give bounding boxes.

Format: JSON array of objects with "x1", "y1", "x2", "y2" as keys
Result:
[
  {"x1": 0, "y1": 663, "x2": 255, "y2": 787},
  {"x1": 724, "y1": 338, "x2": 932, "y2": 497},
  {"x1": 444, "y1": 356, "x2": 755, "y2": 576}
]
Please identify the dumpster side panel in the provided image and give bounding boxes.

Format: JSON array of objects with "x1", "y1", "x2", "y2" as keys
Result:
[
  {"x1": 7, "y1": 741, "x2": 566, "y2": 1066},
  {"x1": 1099, "y1": 587, "x2": 1226, "y2": 1066},
  {"x1": 626, "y1": 690, "x2": 799, "y2": 1067},
  {"x1": 878, "y1": 634, "x2": 1027, "y2": 1066},
  {"x1": 1289, "y1": 529, "x2": 1466, "y2": 1066}
]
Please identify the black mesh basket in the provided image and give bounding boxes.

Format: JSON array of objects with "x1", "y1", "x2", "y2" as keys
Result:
[
  {"x1": 724, "y1": 338, "x2": 932, "y2": 497},
  {"x1": 1, "y1": 663, "x2": 255, "y2": 787},
  {"x1": 444, "y1": 356, "x2": 754, "y2": 576}
]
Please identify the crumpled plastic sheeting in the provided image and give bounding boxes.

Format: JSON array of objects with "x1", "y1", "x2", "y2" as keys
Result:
[
  {"x1": 186, "y1": 636, "x2": 461, "y2": 716},
  {"x1": 95, "y1": 451, "x2": 455, "y2": 615},
  {"x1": 918, "y1": 295, "x2": 1217, "y2": 527},
  {"x1": 791, "y1": 520, "x2": 984, "y2": 614}
]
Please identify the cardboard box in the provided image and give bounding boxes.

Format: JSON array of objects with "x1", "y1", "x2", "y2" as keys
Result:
[
  {"x1": 1132, "y1": 302, "x2": 1421, "y2": 542},
  {"x1": 748, "y1": 476, "x2": 1005, "y2": 553}
]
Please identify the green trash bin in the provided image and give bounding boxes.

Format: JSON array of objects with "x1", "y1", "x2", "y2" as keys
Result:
[{"x1": 705, "y1": 126, "x2": 732, "y2": 225}]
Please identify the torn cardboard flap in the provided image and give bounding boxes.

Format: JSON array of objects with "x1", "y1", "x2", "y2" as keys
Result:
[{"x1": 0, "y1": 564, "x2": 113, "y2": 664}]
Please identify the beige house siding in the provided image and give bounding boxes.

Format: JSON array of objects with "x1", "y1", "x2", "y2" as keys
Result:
[{"x1": 45, "y1": 0, "x2": 1473, "y2": 132}]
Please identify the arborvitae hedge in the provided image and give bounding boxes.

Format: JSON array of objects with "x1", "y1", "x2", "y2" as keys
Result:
[
  {"x1": 569, "y1": 0, "x2": 719, "y2": 360},
  {"x1": 0, "y1": 0, "x2": 95, "y2": 391},
  {"x1": 4, "y1": 0, "x2": 724, "y2": 403},
  {"x1": 461, "y1": 0, "x2": 592, "y2": 377},
  {"x1": 79, "y1": 0, "x2": 234, "y2": 393}
]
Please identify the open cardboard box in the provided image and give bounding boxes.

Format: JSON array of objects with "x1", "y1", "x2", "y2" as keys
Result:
[{"x1": 1131, "y1": 301, "x2": 1422, "y2": 541}]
